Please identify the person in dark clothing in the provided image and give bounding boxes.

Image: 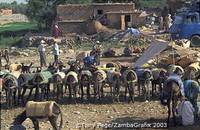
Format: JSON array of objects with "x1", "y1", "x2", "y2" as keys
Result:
[{"x1": 91, "y1": 41, "x2": 101, "y2": 66}]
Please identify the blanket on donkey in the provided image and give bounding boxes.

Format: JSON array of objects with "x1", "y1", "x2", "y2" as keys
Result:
[
  {"x1": 165, "y1": 73, "x2": 185, "y2": 96},
  {"x1": 33, "y1": 71, "x2": 52, "y2": 84}
]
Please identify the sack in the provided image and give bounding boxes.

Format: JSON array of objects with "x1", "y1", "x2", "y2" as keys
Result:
[{"x1": 26, "y1": 101, "x2": 59, "y2": 117}]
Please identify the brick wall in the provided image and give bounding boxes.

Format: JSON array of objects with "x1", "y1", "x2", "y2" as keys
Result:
[
  {"x1": 58, "y1": 22, "x2": 85, "y2": 34},
  {"x1": 57, "y1": 3, "x2": 135, "y2": 21}
]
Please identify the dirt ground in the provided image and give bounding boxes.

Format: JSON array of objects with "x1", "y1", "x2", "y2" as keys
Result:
[{"x1": 1, "y1": 48, "x2": 200, "y2": 130}]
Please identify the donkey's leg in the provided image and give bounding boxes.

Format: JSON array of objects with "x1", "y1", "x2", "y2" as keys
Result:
[
  {"x1": 100, "y1": 82, "x2": 104, "y2": 99},
  {"x1": 128, "y1": 83, "x2": 135, "y2": 103},
  {"x1": 68, "y1": 84, "x2": 72, "y2": 99},
  {"x1": 46, "y1": 84, "x2": 50, "y2": 100},
  {"x1": 172, "y1": 99, "x2": 177, "y2": 126},
  {"x1": 124, "y1": 83, "x2": 127, "y2": 100},
  {"x1": 49, "y1": 116, "x2": 59, "y2": 130},
  {"x1": 93, "y1": 83, "x2": 98, "y2": 99},
  {"x1": 21, "y1": 88, "x2": 26, "y2": 103},
  {"x1": 35, "y1": 85, "x2": 39, "y2": 101},
  {"x1": 80, "y1": 84, "x2": 84, "y2": 100},
  {"x1": 138, "y1": 82, "x2": 141, "y2": 96},
  {"x1": 27, "y1": 88, "x2": 33, "y2": 101},
  {"x1": 61, "y1": 84, "x2": 64, "y2": 99},
  {"x1": 147, "y1": 81, "x2": 151, "y2": 101},
  {"x1": 110, "y1": 83, "x2": 113, "y2": 97},
  {"x1": 159, "y1": 82, "x2": 163, "y2": 96},
  {"x1": 167, "y1": 100, "x2": 171, "y2": 127},
  {"x1": 13, "y1": 89, "x2": 17, "y2": 106},
  {"x1": 152, "y1": 81, "x2": 155, "y2": 97},
  {"x1": 6, "y1": 90, "x2": 9, "y2": 108},
  {"x1": 18, "y1": 87, "x2": 22, "y2": 104},
  {"x1": 116, "y1": 85, "x2": 120, "y2": 102},
  {"x1": 30, "y1": 118, "x2": 39, "y2": 130},
  {"x1": 87, "y1": 83, "x2": 91, "y2": 100}
]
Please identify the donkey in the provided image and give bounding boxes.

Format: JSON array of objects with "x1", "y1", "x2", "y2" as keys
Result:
[
  {"x1": 18, "y1": 73, "x2": 35, "y2": 103},
  {"x1": 51, "y1": 72, "x2": 65, "y2": 100},
  {"x1": 12, "y1": 101, "x2": 63, "y2": 130},
  {"x1": 93, "y1": 69, "x2": 107, "y2": 100},
  {"x1": 79, "y1": 70, "x2": 93, "y2": 100},
  {"x1": 21, "y1": 62, "x2": 34, "y2": 73},
  {"x1": 152, "y1": 68, "x2": 167, "y2": 97},
  {"x1": 122, "y1": 69, "x2": 138, "y2": 103},
  {"x1": 184, "y1": 63, "x2": 200, "y2": 82},
  {"x1": 108, "y1": 71, "x2": 122, "y2": 102},
  {"x1": 161, "y1": 80, "x2": 182, "y2": 126},
  {"x1": 135, "y1": 68, "x2": 153, "y2": 101},
  {"x1": 32, "y1": 72, "x2": 52, "y2": 101},
  {"x1": 3, "y1": 74, "x2": 21, "y2": 108},
  {"x1": 64, "y1": 71, "x2": 79, "y2": 100}
]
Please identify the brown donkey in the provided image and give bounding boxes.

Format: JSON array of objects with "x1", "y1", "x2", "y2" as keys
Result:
[{"x1": 161, "y1": 80, "x2": 182, "y2": 126}]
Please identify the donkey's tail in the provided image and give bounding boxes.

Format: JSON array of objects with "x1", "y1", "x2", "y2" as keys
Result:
[{"x1": 13, "y1": 110, "x2": 27, "y2": 125}]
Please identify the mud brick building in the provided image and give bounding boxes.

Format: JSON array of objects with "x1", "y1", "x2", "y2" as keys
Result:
[
  {"x1": 56, "y1": 3, "x2": 146, "y2": 34},
  {"x1": 0, "y1": 9, "x2": 12, "y2": 15}
]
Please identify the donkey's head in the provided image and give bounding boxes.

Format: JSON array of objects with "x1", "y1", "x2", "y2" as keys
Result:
[
  {"x1": 142, "y1": 70, "x2": 152, "y2": 81},
  {"x1": 159, "y1": 70, "x2": 167, "y2": 83}
]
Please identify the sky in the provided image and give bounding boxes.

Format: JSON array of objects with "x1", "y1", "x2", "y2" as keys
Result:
[{"x1": 0, "y1": 0, "x2": 27, "y2": 4}]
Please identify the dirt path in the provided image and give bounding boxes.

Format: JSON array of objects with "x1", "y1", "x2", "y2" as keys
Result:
[{"x1": 1, "y1": 48, "x2": 200, "y2": 130}]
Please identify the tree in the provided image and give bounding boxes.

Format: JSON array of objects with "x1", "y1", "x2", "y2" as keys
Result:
[{"x1": 26, "y1": 0, "x2": 67, "y2": 30}]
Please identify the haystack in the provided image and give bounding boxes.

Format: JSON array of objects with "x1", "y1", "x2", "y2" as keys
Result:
[{"x1": 26, "y1": 101, "x2": 59, "y2": 117}]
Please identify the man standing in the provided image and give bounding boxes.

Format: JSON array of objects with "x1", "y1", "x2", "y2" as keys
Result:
[
  {"x1": 92, "y1": 41, "x2": 101, "y2": 66},
  {"x1": 38, "y1": 40, "x2": 47, "y2": 68},
  {"x1": 52, "y1": 42, "x2": 60, "y2": 65}
]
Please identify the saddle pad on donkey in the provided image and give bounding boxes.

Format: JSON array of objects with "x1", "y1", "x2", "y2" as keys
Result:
[
  {"x1": 166, "y1": 74, "x2": 184, "y2": 96},
  {"x1": 33, "y1": 71, "x2": 52, "y2": 84}
]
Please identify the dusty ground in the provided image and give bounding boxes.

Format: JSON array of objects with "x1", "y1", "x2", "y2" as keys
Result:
[{"x1": 1, "y1": 47, "x2": 200, "y2": 130}]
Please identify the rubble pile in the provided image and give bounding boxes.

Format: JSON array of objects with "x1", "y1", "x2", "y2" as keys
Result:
[{"x1": 157, "y1": 43, "x2": 200, "y2": 68}]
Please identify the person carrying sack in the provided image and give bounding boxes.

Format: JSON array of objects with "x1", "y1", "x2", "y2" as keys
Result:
[{"x1": 177, "y1": 100, "x2": 195, "y2": 126}]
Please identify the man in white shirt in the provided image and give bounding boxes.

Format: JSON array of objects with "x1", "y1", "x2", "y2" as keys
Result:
[
  {"x1": 52, "y1": 42, "x2": 60, "y2": 65},
  {"x1": 38, "y1": 40, "x2": 47, "y2": 67},
  {"x1": 177, "y1": 100, "x2": 195, "y2": 126}
]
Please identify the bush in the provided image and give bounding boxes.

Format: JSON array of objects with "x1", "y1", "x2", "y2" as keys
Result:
[{"x1": 0, "y1": 36, "x2": 22, "y2": 48}]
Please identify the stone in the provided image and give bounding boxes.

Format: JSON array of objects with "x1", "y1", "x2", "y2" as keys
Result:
[{"x1": 73, "y1": 111, "x2": 81, "y2": 114}]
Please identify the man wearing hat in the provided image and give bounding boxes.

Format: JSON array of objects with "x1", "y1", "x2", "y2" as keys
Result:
[
  {"x1": 38, "y1": 40, "x2": 47, "y2": 67},
  {"x1": 91, "y1": 41, "x2": 101, "y2": 65}
]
